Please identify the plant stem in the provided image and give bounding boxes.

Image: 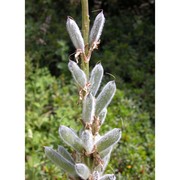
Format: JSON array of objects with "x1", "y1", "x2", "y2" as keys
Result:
[{"x1": 81, "y1": 0, "x2": 90, "y2": 79}]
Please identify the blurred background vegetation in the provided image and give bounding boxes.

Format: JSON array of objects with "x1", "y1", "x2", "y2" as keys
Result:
[{"x1": 25, "y1": 0, "x2": 155, "y2": 179}]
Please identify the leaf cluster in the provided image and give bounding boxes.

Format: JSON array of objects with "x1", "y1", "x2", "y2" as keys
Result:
[{"x1": 25, "y1": 59, "x2": 154, "y2": 179}]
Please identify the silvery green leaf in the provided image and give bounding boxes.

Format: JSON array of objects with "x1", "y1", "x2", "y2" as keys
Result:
[
  {"x1": 99, "y1": 108, "x2": 107, "y2": 125},
  {"x1": 101, "y1": 153, "x2": 111, "y2": 174},
  {"x1": 45, "y1": 147, "x2": 77, "y2": 177},
  {"x1": 66, "y1": 17, "x2": 84, "y2": 51},
  {"x1": 80, "y1": 130, "x2": 94, "y2": 154},
  {"x1": 68, "y1": 60, "x2": 87, "y2": 88},
  {"x1": 93, "y1": 164, "x2": 102, "y2": 174},
  {"x1": 59, "y1": 125, "x2": 83, "y2": 152},
  {"x1": 95, "y1": 81, "x2": 116, "y2": 116},
  {"x1": 89, "y1": 63, "x2": 104, "y2": 96},
  {"x1": 90, "y1": 11, "x2": 105, "y2": 46},
  {"x1": 75, "y1": 163, "x2": 91, "y2": 179},
  {"x1": 92, "y1": 171, "x2": 100, "y2": 180},
  {"x1": 57, "y1": 145, "x2": 75, "y2": 164},
  {"x1": 99, "y1": 146, "x2": 112, "y2": 159},
  {"x1": 82, "y1": 93, "x2": 95, "y2": 124},
  {"x1": 94, "y1": 152, "x2": 111, "y2": 175},
  {"x1": 95, "y1": 128, "x2": 121, "y2": 152},
  {"x1": 100, "y1": 174, "x2": 116, "y2": 180}
]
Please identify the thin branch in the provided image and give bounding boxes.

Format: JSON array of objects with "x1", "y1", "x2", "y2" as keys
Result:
[{"x1": 81, "y1": 0, "x2": 90, "y2": 79}]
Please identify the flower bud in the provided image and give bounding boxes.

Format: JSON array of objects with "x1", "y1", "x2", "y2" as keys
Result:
[
  {"x1": 95, "y1": 81, "x2": 116, "y2": 116},
  {"x1": 95, "y1": 128, "x2": 121, "y2": 152},
  {"x1": 59, "y1": 125, "x2": 83, "y2": 152},
  {"x1": 75, "y1": 163, "x2": 90, "y2": 179},
  {"x1": 90, "y1": 11, "x2": 105, "y2": 47},
  {"x1": 89, "y1": 63, "x2": 104, "y2": 96},
  {"x1": 68, "y1": 60, "x2": 87, "y2": 88},
  {"x1": 66, "y1": 17, "x2": 84, "y2": 51},
  {"x1": 82, "y1": 93, "x2": 95, "y2": 124}
]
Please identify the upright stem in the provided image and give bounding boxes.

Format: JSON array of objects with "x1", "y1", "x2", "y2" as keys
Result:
[{"x1": 81, "y1": 0, "x2": 90, "y2": 79}]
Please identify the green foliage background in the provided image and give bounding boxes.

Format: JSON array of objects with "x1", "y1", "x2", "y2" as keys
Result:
[{"x1": 26, "y1": 0, "x2": 155, "y2": 179}]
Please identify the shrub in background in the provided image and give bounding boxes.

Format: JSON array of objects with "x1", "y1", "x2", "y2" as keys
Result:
[
  {"x1": 25, "y1": 57, "x2": 154, "y2": 179},
  {"x1": 26, "y1": 0, "x2": 154, "y2": 122},
  {"x1": 27, "y1": 0, "x2": 153, "y2": 179}
]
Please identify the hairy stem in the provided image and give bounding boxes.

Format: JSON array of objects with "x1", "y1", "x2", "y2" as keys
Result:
[{"x1": 81, "y1": 0, "x2": 90, "y2": 79}]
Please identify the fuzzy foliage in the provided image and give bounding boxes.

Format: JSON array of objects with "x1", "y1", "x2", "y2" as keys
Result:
[{"x1": 25, "y1": 60, "x2": 154, "y2": 179}]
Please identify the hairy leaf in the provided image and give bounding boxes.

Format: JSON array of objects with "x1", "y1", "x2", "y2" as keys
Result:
[
  {"x1": 80, "y1": 130, "x2": 94, "y2": 154},
  {"x1": 99, "y1": 146, "x2": 112, "y2": 159},
  {"x1": 59, "y1": 125, "x2": 83, "y2": 152},
  {"x1": 66, "y1": 17, "x2": 84, "y2": 51},
  {"x1": 82, "y1": 93, "x2": 95, "y2": 124},
  {"x1": 95, "y1": 81, "x2": 116, "y2": 116},
  {"x1": 95, "y1": 128, "x2": 121, "y2": 152},
  {"x1": 90, "y1": 11, "x2": 105, "y2": 47},
  {"x1": 68, "y1": 60, "x2": 87, "y2": 88},
  {"x1": 101, "y1": 153, "x2": 111, "y2": 174},
  {"x1": 45, "y1": 147, "x2": 77, "y2": 176},
  {"x1": 57, "y1": 145, "x2": 75, "y2": 164},
  {"x1": 75, "y1": 163, "x2": 90, "y2": 179},
  {"x1": 100, "y1": 174, "x2": 116, "y2": 180},
  {"x1": 92, "y1": 171, "x2": 100, "y2": 180},
  {"x1": 89, "y1": 63, "x2": 104, "y2": 96},
  {"x1": 94, "y1": 151, "x2": 111, "y2": 175},
  {"x1": 99, "y1": 108, "x2": 107, "y2": 125}
]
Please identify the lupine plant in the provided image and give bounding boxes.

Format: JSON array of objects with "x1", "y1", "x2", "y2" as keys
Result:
[{"x1": 45, "y1": 1, "x2": 121, "y2": 179}]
